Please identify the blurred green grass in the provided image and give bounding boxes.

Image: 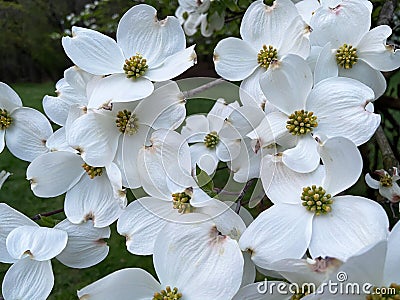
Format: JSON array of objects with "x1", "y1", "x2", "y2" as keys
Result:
[{"x1": 0, "y1": 82, "x2": 157, "y2": 299}]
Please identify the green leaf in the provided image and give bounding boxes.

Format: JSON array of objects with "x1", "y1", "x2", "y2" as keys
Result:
[{"x1": 37, "y1": 215, "x2": 59, "y2": 228}]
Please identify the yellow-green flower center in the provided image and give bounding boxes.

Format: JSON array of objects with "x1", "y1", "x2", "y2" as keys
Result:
[
  {"x1": 204, "y1": 131, "x2": 219, "y2": 148},
  {"x1": 115, "y1": 110, "x2": 138, "y2": 135},
  {"x1": 172, "y1": 191, "x2": 193, "y2": 213},
  {"x1": 153, "y1": 286, "x2": 182, "y2": 300},
  {"x1": 380, "y1": 173, "x2": 393, "y2": 187},
  {"x1": 301, "y1": 185, "x2": 333, "y2": 215},
  {"x1": 336, "y1": 44, "x2": 358, "y2": 69},
  {"x1": 291, "y1": 285, "x2": 315, "y2": 300},
  {"x1": 286, "y1": 110, "x2": 318, "y2": 136},
  {"x1": 82, "y1": 163, "x2": 103, "y2": 179},
  {"x1": 0, "y1": 109, "x2": 12, "y2": 130},
  {"x1": 366, "y1": 283, "x2": 400, "y2": 299},
  {"x1": 123, "y1": 53, "x2": 148, "y2": 79},
  {"x1": 258, "y1": 45, "x2": 278, "y2": 69}
]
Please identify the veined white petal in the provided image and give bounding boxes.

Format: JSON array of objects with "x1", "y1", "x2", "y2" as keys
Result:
[
  {"x1": 55, "y1": 219, "x2": 110, "y2": 268},
  {"x1": 229, "y1": 139, "x2": 262, "y2": 183},
  {"x1": 43, "y1": 93, "x2": 82, "y2": 127},
  {"x1": 7, "y1": 107, "x2": 52, "y2": 162},
  {"x1": 2, "y1": 258, "x2": 54, "y2": 300},
  {"x1": 296, "y1": 0, "x2": 320, "y2": 24},
  {"x1": 261, "y1": 154, "x2": 324, "y2": 204},
  {"x1": 384, "y1": 220, "x2": 400, "y2": 284},
  {"x1": 62, "y1": 26, "x2": 125, "y2": 75},
  {"x1": 117, "y1": 4, "x2": 186, "y2": 65},
  {"x1": 239, "y1": 204, "x2": 313, "y2": 269},
  {"x1": 154, "y1": 215, "x2": 244, "y2": 300},
  {"x1": 117, "y1": 197, "x2": 178, "y2": 255},
  {"x1": 282, "y1": 134, "x2": 320, "y2": 173},
  {"x1": 190, "y1": 186, "x2": 214, "y2": 207},
  {"x1": 319, "y1": 137, "x2": 362, "y2": 196},
  {"x1": 208, "y1": 99, "x2": 239, "y2": 133},
  {"x1": 314, "y1": 42, "x2": 338, "y2": 84},
  {"x1": 26, "y1": 151, "x2": 85, "y2": 197},
  {"x1": 365, "y1": 173, "x2": 380, "y2": 189},
  {"x1": 240, "y1": 0, "x2": 299, "y2": 50},
  {"x1": 310, "y1": 0, "x2": 371, "y2": 48},
  {"x1": 45, "y1": 127, "x2": 73, "y2": 152},
  {"x1": 190, "y1": 143, "x2": 219, "y2": 175},
  {"x1": 338, "y1": 59, "x2": 387, "y2": 99},
  {"x1": 88, "y1": 74, "x2": 154, "y2": 107},
  {"x1": 181, "y1": 114, "x2": 209, "y2": 143},
  {"x1": 67, "y1": 111, "x2": 120, "y2": 167},
  {"x1": 242, "y1": 251, "x2": 256, "y2": 287},
  {"x1": 259, "y1": 54, "x2": 313, "y2": 115},
  {"x1": 0, "y1": 204, "x2": 38, "y2": 264},
  {"x1": 77, "y1": 268, "x2": 160, "y2": 299},
  {"x1": 64, "y1": 65, "x2": 96, "y2": 95},
  {"x1": 6, "y1": 225, "x2": 67, "y2": 261},
  {"x1": 65, "y1": 174, "x2": 126, "y2": 228},
  {"x1": 278, "y1": 16, "x2": 310, "y2": 59},
  {"x1": 214, "y1": 37, "x2": 259, "y2": 81},
  {"x1": 238, "y1": 68, "x2": 267, "y2": 110},
  {"x1": 105, "y1": 162, "x2": 124, "y2": 202},
  {"x1": 309, "y1": 196, "x2": 389, "y2": 261},
  {"x1": 144, "y1": 45, "x2": 197, "y2": 81},
  {"x1": 0, "y1": 82, "x2": 22, "y2": 111},
  {"x1": 0, "y1": 130, "x2": 5, "y2": 154},
  {"x1": 216, "y1": 138, "x2": 241, "y2": 162},
  {"x1": 308, "y1": 77, "x2": 380, "y2": 145},
  {"x1": 358, "y1": 25, "x2": 400, "y2": 72}
]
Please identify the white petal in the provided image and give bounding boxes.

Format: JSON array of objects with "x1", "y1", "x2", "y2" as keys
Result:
[
  {"x1": 282, "y1": 134, "x2": 320, "y2": 173},
  {"x1": 239, "y1": 204, "x2": 313, "y2": 269},
  {"x1": 319, "y1": 136, "x2": 362, "y2": 196},
  {"x1": 296, "y1": 0, "x2": 321, "y2": 24},
  {"x1": 358, "y1": 25, "x2": 400, "y2": 71},
  {"x1": 190, "y1": 186, "x2": 214, "y2": 207},
  {"x1": 2, "y1": 258, "x2": 54, "y2": 300},
  {"x1": 134, "y1": 81, "x2": 186, "y2": 129},
  {"x1": 154, "y1": 215, "x2": 244, "y2": 300},
  {"x1": 190, "y1": 143, "x2": 219, "y2": 175},
  {"x1": 88, "y1": 74, "x2": 154, "y2": 107},
  {"x1": 314, "y1": 42, "x2": 338, "y2": 84},
  {"x1": 233, "y1": 282, "x2": 290, "y2": 300},
  {"x1": 67, "y1": 111, "x2": 119, "y2": 167},
  {"x1": 260, "y1": 154, "x2": 324, "y2": 204},
  {"x1": 117, "y1": 198, "x2": 180, "y2": 255},
  {"x1": 309, "y1": 196, "x2": 389, "y2": 261},
  {"x1": 145, "y1": 45, "x2": 197, "y2": 81},
  {"x1": 214, "y1": 37, "x2": 259, "y2": 81},
  {"x1": 216, "y1": 138, "x2": 241, "y2": 162},
  {"x1": 26, "y1": 151, "x2": 85, "y2": 197},
  {"x1": 62, "y1": 26, "x2": 125, "y2": 75},
  {"x1": 240, "y1": 0, "x2": 299, "y2": 50},
  {"x1": 65, "y1": 174, "x2": 126, "y2": 228},
  {"x1": 365, "y1": 173, "x2": 380, "y2": 189},
  {"x1": 45, "y1": 127, "x2": 72, "y2": 152},
  {"x1": 0, "y1": 130, "x2": 5, "y2": 154},
  {"x1": 181, "y1": 114, "x2": 209, "y2": 142},
  {"x1": 238, "y1": 68, "x2": 268, "y2": 109},
  {"x1": 117, "y1": 4, "x2": 186, "y2": 65},
  {"x1": 208, "y1": 99, "x2": 239, "y2": 133},
  {"x1": 242, "y1": 251, "x2": 256, "y2": 287},
  {"x1": 6, "y1": 225, "x2": 67, "y2": 261},
  {"x1": 278, "y1": 16, "x2": 310, "y2": 59},
  {"x1": 383, "y1": 220, "x2": 400, "y2": 284},
  {"x1": 308, "y1": 77, "x2": 380, "y2": 145},
  {"x1": 77, "y1": 268, "x2": 160, "y2": 299},
  {"x1": 310, "y1": 0, "x2": 370, "y2": 48},
  {"x1": 0, "y1": 82, "x2": 22, "y2": 112},
  {"x1": 339, "y1": 59, "x2": 387, "y2": 99},
  {"x1": 55, "y1": 219, "x2": 110, "y2": 268},
  {"x1": 7, "y1": 107, "x2": 52, "y2": 162},
  {"x1": 259, "y1": 54, "x2": 313, "y2": 115},
  {"x1": 0, "y1": 204, "x2": 38, "y2": 264}
]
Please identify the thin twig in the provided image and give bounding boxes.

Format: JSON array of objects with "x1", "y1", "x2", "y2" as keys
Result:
[
  {"x1": 377, "y1": 0, "x2": 397, "y2": 26},
  {"x1": 235, "y1": 179, "x2": 256, "y2": 213},
  {"x1": 183, "y1": 78, "x2": 226, "y2": 98},
  {"x1": 31, "y1": 208, "x2": 64, "y2": 221},
  {"x1": 374, "y1": 126, "x2": 400, "y2": 169}
]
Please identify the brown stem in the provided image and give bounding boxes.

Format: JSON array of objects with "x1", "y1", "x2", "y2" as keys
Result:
[
  {"x1": 183, "y1": 78, "x2": 226, "y2": 98},
  {"x1": 377, "y1": 0, "x2": 397, "y2": 26},
  {"x1": 235, "y1": 179, "x2": 256, "y2": 213},
  {"x1": 374, "y1": 126, "x2": 400, "y2": 169},
  {"x1": 31, "y1": 208, "x2": 64, "y2": 221},
  {"x1": 376, "y1": 96, "x2": 400, "y2": 110}
]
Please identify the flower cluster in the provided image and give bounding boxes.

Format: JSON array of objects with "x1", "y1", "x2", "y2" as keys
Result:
[{"x1": 0, "y1": 0, "x2": 399, "y2": 299}]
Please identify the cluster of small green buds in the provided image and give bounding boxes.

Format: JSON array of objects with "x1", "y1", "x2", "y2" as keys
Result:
[
  {"x1": 365, "y1": 283, "x2": 400, "y2": 300},
  {"x1": 286, "y1": 110, "x2": 318, "y2": 135},
  {"x1": 172, "y1": 191, "x2": 192, "y2": 213},
  {"x1": 204, "y1": 131, "x2": 220, "y2": 148},
  {"x1": 123, "y1": 53, "x2": 148, "y2": 79},
  {"x1": 336, "y1": 44, "x2": 358, "y2": 69},
  {"x1": 115, "y1": 110, "x2": 138, "y2": 135},
  {"x1": 379, "y1": 173, "x2": 393, "y2": 187},
  {"x1": 257, "y1": 45, "x2": 278, "y2": 69},
  {"x1": 301, "y1": 185, "x2": 333, "y2": 215},
  {"x1": 82, "y1": 163, "x2": 103, "y2": 179},
  {"x1": 0, "y1": 109, "x2": 12, "y2": 130},
  {"x1": 153, "y1": 286, "x2": 182, "y2": 300}
]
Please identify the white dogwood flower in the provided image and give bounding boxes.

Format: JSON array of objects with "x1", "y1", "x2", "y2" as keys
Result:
[
  {"x1": 62, "y1": 4, "x2": 196, "y2": 102},
  {"x1": 365, "y1": 167, "x2": 400, "y2": 204},
  {"x1": 239, "y1": 137, "x2": 389, "y2": 269}
]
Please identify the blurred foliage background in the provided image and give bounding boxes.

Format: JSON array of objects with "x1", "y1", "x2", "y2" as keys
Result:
[{"x1": 0, "y1": 0, "x2": 399, "y2": 298}]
